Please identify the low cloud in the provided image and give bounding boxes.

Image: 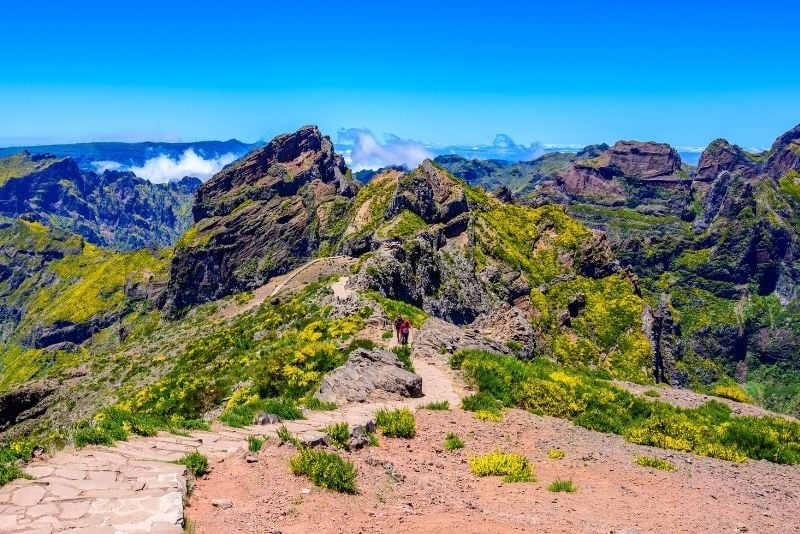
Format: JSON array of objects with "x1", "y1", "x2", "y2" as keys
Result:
[
  {"x1": 91, "y1": 160, "x2": 124, "y2": 174},
  {"x1": 129, "y1": 149, "x2": 237, "y2": 183},
  {"x1": 337, "y1": 128, "x2": 432, "y2": 171},
  {"x1": 436, "y1": 134, "x2": 545, "y2": 162}
]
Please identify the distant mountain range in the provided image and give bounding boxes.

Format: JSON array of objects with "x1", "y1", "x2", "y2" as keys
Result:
[{"x1": 0, "y1": 140, "x2": 258, "y2": 171}]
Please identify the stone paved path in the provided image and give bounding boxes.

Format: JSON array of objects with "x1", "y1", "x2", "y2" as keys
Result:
[{"x1": 0, "y1": 349, "x2": 461, "y2": 533}]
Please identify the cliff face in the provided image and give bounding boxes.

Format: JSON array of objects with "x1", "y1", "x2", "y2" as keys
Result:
[
  {"x1": 163, "y1": 126, "x2": 360, "y2": 314},
  {"x1": 0, "y1": 151, "x2": 199, "y2": 250}
]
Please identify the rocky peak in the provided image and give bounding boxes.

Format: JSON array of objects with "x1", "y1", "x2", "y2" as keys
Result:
[
  {"x1": 695, "y1": 139, "x2": 758, "y2": 182},
  {"x1": 163, "y1": 126, "x2": 360, "y2": 315},
  {"x1": 386, "y1": 159, "x2": 468, "y2": 224},
  {"x1": 606, "y1": 141, "x2": 681, "y2": 179},
  {"x1": 764, "y1": 122, "x2": 800, "y2": 179},
  {"x1": 194, "y1": 125, "x2": 354, "y2": 221}
]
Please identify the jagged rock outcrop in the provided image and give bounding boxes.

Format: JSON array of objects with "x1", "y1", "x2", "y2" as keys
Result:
[
  {"x1": 163, "y1": 126, "x2": 360, "y2": 314},
  {"x1": 0, "y1": 382, "x2": 55, "y2": 431},
  {"x1": 694, "y1": 140, "x2": 758, "y2": 183},
  {"x1": 315, "y1": 348, "x2": 422, "y2": 404},
  {"x1": 413, "y1": 317, "x2": 512, "y2": 361},
  {"x1": 642, "y1": 294, "x2": 683, "y2": 386},
  {"x1": 0, "y1": 151, "x2": 200, "y2": 249},
  {"x1": 471, "y1": 304, "x2": 537, "y2": 359}
]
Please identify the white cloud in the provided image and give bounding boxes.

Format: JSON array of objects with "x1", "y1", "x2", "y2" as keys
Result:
[
  {"x1": 91, "y1": 160, "x2": 123, "y2": 173},
  {"x1": 129, "y1": 149, "x2": 237, "y2": 183},
  {"x1": 337, "y1": 128, "x2": 432, "y2": 171}
]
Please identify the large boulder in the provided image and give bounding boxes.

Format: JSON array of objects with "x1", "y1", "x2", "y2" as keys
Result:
[{"x1": 315, "y1": 348, "x2": 422, "y2": 404}]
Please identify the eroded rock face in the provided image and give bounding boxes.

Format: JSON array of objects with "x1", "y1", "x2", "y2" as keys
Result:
[
  {"x1": 0, "y1": 383, "x2": 55, "y2": 431},
  {"x1": 412, "y1": 317, "x2": 512, "y2": 362},
  {"x1": 163, "y1": 126, "x2": 360, "y2": 314},
  {"x1": 642, "y1": 294, "x2": 684, "y2": 386},
  {"x1": 471, "y1": 304, "x2": 537, "y2": 359},
  {"x1": 695, "y1": 140, "x2": 758, "y2": 183},
  {"x1": 315, "y1": 348, "x2": 422, "y2": 404}
]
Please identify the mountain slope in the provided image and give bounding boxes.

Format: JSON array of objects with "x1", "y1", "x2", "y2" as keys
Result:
[
  {"x1": 163, "y1": 125, "x2": 359, "y2": 314},
  {"x1": 0, "y1": 151, "x2": 200, "y2": 249}
]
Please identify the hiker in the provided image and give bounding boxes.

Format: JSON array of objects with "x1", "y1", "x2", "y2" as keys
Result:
[
  {"x1": 394, "y1": 315, "x2": 404, "y2": 342},
  {"x1": 400, "y1": 318, "x2": 411, "y2": 345}
]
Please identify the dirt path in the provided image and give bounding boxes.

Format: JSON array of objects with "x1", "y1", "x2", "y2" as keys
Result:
[{"x1": 215, "y1": 256, "x2": 355, "y2": 320}]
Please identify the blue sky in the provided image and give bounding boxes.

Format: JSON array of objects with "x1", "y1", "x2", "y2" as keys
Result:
[{"x1": 1, "y1": 0, "x2": 799, "y2": 151}]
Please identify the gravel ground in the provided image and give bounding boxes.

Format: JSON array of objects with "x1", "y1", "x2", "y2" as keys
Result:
[{"x1": 187, "y1": 407, "x2": 800, "y2": 534}]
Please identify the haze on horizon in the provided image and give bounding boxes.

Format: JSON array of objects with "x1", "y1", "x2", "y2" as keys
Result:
[{"x1": 0, "y1": 0, "x2": 798, "y2": 153}]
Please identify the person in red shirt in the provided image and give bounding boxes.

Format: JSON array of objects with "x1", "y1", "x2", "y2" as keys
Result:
[{"x1": 400, "y1": 319, "x2": 411, "y2": 345}]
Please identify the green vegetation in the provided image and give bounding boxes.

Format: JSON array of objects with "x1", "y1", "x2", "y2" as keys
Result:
[
  {"x1": 220, "y1": 394, "x2": 304, "y2": 427},
  {"x1": 0, "y1": 152, "x2": 57, "y2": 185},
  {"x1": 290, "y1": 448, "x2": 358, "y2": 493},
  {"x1": 366, "y1": 292, "x2": 428, "y2": 328},
  {"x1": 547, "y1": 449, "x2": 565, "y2": 459},
  {"x1": 324, "y1": 422, "x2": 350, "y2": 450},
  {"x1": 452, "y1": 349, "x2": 800, "y2": 464},
  {"x1": 474, "y1": 410, "x2": 504, "y2": 422},
  {"x1": 547, "y1": 478, "x2": 577, "y2": 493},
  {"x1": 444, "y1": 432, "x2": 465, "y2": 451},
  {"x1": 0, "y1": 441, "x2": 37, "y2": 486},
  {"x1": 375, "y1": 408, "x2": 416, "y2": 438},
  {"x1": 302, "y1": 397, "x2": 337, "y2": 411},
  {"x1": 469, "y1": 451, "x2": 535, "y2": 482},
  {"x1": 643, "y1": 389, "x2": 661, "y2": 398},
  {"x1": 421, "y1": 400, "x2": 450, "y2": 411},
  {"x1": 634, "y1": 455, "x2": 675, "y2": 471},
  {"x1": 176, "y1": 452, "x2": 209, "y2": 477},
  {"x1": 712, "y1": 384, "x2": 752, "y2": 404},
  {"x1": 376, "y1": 209, "x2": 427, "y2": 239},
  {"x1": 392, "y1": 345, "x2": 414, "y2": 372},
  {"x1": 115, "y1": 283, "x2": 362, "y2": 422},
  {"x1": 247, "y1": 435, "x2": 265, "y2": 453}
]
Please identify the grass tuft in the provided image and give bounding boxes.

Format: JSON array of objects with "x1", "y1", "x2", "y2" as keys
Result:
[
  {"x1": 176, "y1": 452, "x2": 209, "y2": 477},
  {"x1": 634, "y1": 455, "x2": 675, "y2": 471},
  {"x1": 444, "y1": 433, "x2": 465, "y2": 451},
  {"x1": 421, "y1": 400, "x2": 450, "y2": 411},
  {"x1": 376, "y1": 408, "x2": 416, "y2": 438},
  {"x1": 547, "y1": 478, "x2": 577, "y2": 493},
  {"x1": 547, "y1": 448, "x2": 565, "y2": 459}
]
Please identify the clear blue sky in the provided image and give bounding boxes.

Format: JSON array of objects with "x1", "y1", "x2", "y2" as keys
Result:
[{"x1": 1, "y1": 0, "x2": 798, "y2": 149}]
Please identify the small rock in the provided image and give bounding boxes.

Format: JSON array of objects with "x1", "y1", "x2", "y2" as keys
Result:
[
  {"x1": 212, "y1": 499, "x2": 233, "y2": 509},
  {"x1": 253, "y1": 412, "x2": 281, "y2": 425},
  {"x1": 245, "y1": 454, "x2": 258, "y2": 463},
  {"x1": 300, "y1": 488, "x2": 311, "y2": 495}
]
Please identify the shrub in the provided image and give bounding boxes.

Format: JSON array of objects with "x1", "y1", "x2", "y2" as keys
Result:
[
  {"x1": 461, "y1": 392, "x2": 504, "y2": 412},
  {"x1": 375, "y1": 408, "x2": 416, "y2": 438},
  {"x1": 325, "y1": 422, "x2": 350, "y2": 450},
  {"x1": 452, "y1": 349, "x2": 800, "y2": 465},
  {"x1": 346, "y1": 338, "x2": 376, "y2": 353},
  {"x1": 469, "y1": 451, "x2": 535, "y2": 482},
  {"x1": 247, "y1": 436, "x2": 265, "y2": 453},
  {"x1": 547, "y1": 449, "x2": 565, "y2": 459},
  {"x1": 290, "y1": 448, "x2": 358, "y2": 493},
  {"x1": 421, "y1": 400, "x2": 450, "y2": 411},
  {"x1": 177, "y1": 452, "x2": 209, "y2": 477},
  {"x1": 444, "y1": 433, "x2": 465, "y2": 451},
  {"x1": 634, "y1": 455, "x2": 675, "y2": 471},
  {"x1": 474, "y1": 410, "x2": 503, "y2": 422},
  {"x1": 547, "y1": 478, "x2": 577, "y2": 493},
  {"x1": 382, "y1": 331, "x2": 393, "y2": 339},
  {"x1": 0, "y1": 463, "x2": 28, "y2": 486},
  {"x1": 713, "y1": 385, "x2": 752, "y2": 404},
  {"x1": 643, "y1": 389, "x2": 661, "y2": 398}
]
